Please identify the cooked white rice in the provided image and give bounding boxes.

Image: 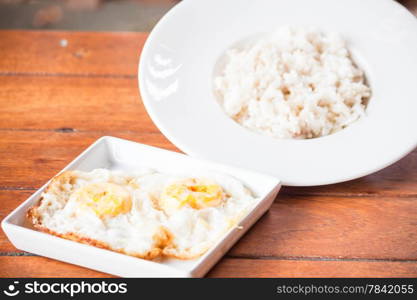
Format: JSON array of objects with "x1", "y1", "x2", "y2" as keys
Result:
[{"x1": 214, "y1": 27, "x2": 371, "y2": 139}]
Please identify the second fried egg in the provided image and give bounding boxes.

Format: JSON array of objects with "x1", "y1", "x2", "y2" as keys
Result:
[{"x1": 135, "y1": 172, "x2": 258, "y2": 259}]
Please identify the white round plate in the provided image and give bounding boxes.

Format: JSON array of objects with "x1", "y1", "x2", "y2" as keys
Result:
[{"x1": 139, "y1": 0, "x2": 417, "y2": 186}]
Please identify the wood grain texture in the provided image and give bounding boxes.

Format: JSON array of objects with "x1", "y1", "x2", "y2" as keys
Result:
[
  {"x1": 230, "y1": 195, "x2": 417, "y2": 260},
  {"x1": 2, "y1": 190, "x2": 416, "y2": 260},
  {"x1": 0, "y1": 31, "x2": 145, "y2": 76},
  {"x1": 208, "y1": 258, "x2": 417, "y2": 278},
  {"x1": 0, "y1": 257, "x2": 114, "y2": 278},
  {"x1": 0, "y1": 256, "x2": 416, "y2": 278},
  {"x1": 0, "y1": 76, "x2": 157, "y2": 132},
  {"x1": 0, "y1": 131, "x2": 178, "y2": 189}
]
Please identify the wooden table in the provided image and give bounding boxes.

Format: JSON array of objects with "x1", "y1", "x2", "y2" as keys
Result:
[{"x1": 0, "y1": 30, "x2": 416, "y2": 278}]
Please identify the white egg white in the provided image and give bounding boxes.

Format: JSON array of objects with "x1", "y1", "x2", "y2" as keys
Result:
[{"x1": 29, "y1": 169, "x2": 259, "y2": 260}]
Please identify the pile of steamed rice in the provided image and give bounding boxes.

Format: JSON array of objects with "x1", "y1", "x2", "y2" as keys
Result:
[{"x1": 214, "y1": 27, "x2": 371, "y2": 139}]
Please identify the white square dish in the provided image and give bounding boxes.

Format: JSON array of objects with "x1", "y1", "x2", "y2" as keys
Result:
[{"x1": 2, "y1": 136, "x2": 281, "y2": 278}]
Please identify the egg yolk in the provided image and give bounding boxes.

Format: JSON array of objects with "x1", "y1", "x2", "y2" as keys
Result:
[
  {"x1": 74, "y1": 183, "x2": 132, "y2": 218},
  {"x1": 160, "y1": 178, "x2": 225, "y2": 213}
]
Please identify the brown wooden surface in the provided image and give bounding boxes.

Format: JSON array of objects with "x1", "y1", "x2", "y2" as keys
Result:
[
  {"x1": 0, "y1": 29, "x2": 416, "y2": 278},
  {"x1": 1, "y1": 257, "x2": 416, "y2": 278},
  {"x1": 0, "y1": 31, "x2": 145, "y2": 76}
]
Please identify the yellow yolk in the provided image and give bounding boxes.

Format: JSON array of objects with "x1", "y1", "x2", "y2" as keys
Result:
[
  {"x1": 159, "y1": 178, "x2": 225, "y2": 213},
  {"x1": 74, "y1": 182, "x2": 132, "y2": 218}
]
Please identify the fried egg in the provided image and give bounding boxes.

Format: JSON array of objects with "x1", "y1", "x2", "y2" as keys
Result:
[
  {"x1": 135, "y1": 172, "x2": 258, "y2": 259},
  {"x1": 28, "y1": 169, "x2": 259, "y2": 260},
  {"x1": 28, "y1": 169, "x2": 169, "y2": 260}
]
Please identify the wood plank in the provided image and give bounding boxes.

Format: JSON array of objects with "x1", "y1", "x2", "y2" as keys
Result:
[
  {"x1": 229, "y1": 195, "x2": 417, "y2": 260},
  {"x1": 208, "y1": 258, "x2": 417, "y2": 278},
  {"x1": 0, "y1": 130, "x2": 416, "y2": 196},
  {"x1": 2, "y1": 190, "x2": 417, "y2": 260},
  {"x1": 0, "y1": 76, "x2": 158, "y2": 132},
  {"x1": 0, "y1": 31, "x2": 146, "y2": 76},
  {"x1": 0, "y1": 256, "x2": 114, "y2": 278},
  {"x1": 0, "y1": 131, "x2": 178, "y2": 189},
  {"x1": 0, "y1": 256, "x2": 416, "y2": 278}
]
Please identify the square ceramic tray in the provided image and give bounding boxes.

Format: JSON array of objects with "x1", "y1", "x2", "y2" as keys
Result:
[{"x1": 2, "y1": 136, "x2": 281, "y2": 277}]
